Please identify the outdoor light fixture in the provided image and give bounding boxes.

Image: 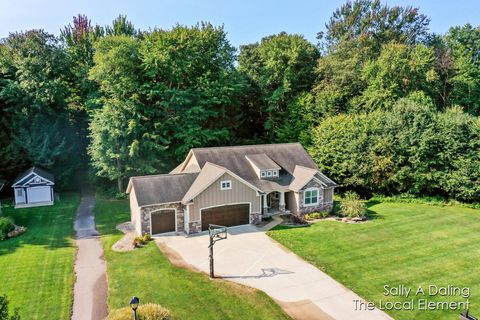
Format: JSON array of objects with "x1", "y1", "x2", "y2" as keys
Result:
[{"x1": 129, "y1": 296, "x2": 139, "y2": 320}]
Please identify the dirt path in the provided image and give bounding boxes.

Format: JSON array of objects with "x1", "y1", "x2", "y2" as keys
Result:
[{"x1": 72, "y1": 188, "x2": 108, "y2": 320}]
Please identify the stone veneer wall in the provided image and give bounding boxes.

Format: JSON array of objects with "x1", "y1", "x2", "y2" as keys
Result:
[
  {"x1": 140, "y1": 202, "x2": 185, "y2": 235},
  {"x1": 250, "y1": 212, "x2": 262, "y2": 225},
  {"x1": 298, "y1": 180, "x2": 333, "y2": 215}
]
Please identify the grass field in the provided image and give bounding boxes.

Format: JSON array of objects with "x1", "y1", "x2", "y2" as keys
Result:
[
  {"x1": 95, "y1": 197, "x2": 289, "y2": 320},
  {"x1": 268, "y1": 202, "x2": 480, "y2": 320},
  {"x1": 0, "y1": 193, "x2": 79, "y2": 319}
]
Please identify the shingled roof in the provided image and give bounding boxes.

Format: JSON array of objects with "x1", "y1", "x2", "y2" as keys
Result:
[
  {"x1": 12, "y1": 166, "x2": 55, "y2": 186},
  {"x1": 190, "y1": 143, "x2": 318, "y2": 192},
  {"x1": 129, "y1": 173, "x2": 199, "y2": 206}
]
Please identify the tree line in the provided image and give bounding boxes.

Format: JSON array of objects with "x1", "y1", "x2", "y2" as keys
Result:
[{"x1": 0, "y1": 0, "x2": 479, "y2": 201}]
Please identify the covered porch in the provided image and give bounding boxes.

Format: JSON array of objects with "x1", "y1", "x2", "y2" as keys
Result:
[{"x1": 261, "y1": 190, "x2": 291, "y2": 216}]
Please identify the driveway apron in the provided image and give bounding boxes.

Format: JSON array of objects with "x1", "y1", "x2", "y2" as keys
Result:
[
  {"x1": 72, "y1": 189, "x2": 108, "y2": 320},
  {"x1": 156, "y1": 224, "x2": 393, "y2": 320}
]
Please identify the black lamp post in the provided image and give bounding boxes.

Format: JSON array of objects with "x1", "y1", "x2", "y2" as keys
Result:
[{"x1": 129, "y1": 296, "x2": 139, "y2": 320}]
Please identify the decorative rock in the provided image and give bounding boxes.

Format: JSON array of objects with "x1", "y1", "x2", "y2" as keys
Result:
[
  {"x1": 7, "y1": 225, "x2": 27, "y2": 238},
  {"x1": 351, "y1": 217, "x2": 363, "y2": 222}
]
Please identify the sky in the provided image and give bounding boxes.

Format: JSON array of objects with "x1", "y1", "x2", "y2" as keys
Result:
[{"x1": 0, "y1": 0, "x2": 479, "y2": 48}]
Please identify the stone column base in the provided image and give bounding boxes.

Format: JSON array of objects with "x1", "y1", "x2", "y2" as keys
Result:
[
  {"x1": 250, "y1": 212, "x2": 262, "y2": 224},
  {"x1": 279, "y1": 204, "x2": 286, "y2": 212},
  {"x1": 187, "y1": 221, "x2": 202, "y2": 234}
]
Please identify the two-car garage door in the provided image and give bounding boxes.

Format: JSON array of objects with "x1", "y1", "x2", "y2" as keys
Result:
[{"x1": 201, "y1": 204, "x2": 250, "y2": 231}]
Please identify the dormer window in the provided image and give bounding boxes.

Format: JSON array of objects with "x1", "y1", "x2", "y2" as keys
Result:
[
  {"x1": 261, "y1": 171, "x2": 267, "y2": 178},
  {"x1": 273, "y1": 171, "x2": 278, "y2": 177},
  {"x1": 267, "y1": 171, "x2": 272, "y2": 177}
]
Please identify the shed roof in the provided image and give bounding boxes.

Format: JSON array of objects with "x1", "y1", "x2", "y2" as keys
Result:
[
  {"x1": 129, "y1": 173, "x2": 199, "y2": 207},
  {"x1": 245, "y1": 154, "x2": 281, "y2": 170},
  {"x1": 12, "y1": 166, "x2": 55, "y2": 186}
]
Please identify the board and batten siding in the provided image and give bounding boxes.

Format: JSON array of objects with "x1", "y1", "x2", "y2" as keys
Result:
[
  {"x1": 190, "y1": 172, "x2": 261, "y2": 221},
  {"x1": 129, "y1": 187, "x2": 142, "y2": 234}
]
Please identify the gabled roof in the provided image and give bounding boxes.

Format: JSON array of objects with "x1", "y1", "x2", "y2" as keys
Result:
[
  {"x1": 128, "y1": 173, "x2": 199, "y2": 207},
  {"x1": 12, "y1": 166, "x2": 54, "y2": 187},
  {"x1": 289, "y1": 165, "x2": 338, "y2": 192},
  {"x1": 190, "y1": 143, "x2": 317, "y2": 192},
  {"x1": 182, "y1": 162, "x2": 262, "y2": 204},
  {"x1": 245, "y1": 154, "x2": 281, "y2": 170}
]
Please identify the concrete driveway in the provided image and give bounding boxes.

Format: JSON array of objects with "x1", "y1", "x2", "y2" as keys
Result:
[{"x1": 155, "y1": 223, "x2": 392, "y2": 320}]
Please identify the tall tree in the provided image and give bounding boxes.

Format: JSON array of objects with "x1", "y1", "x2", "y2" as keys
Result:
[
  {"x1": 314, "y1": 0, "x2": 431, "y2": 115},
  {"x1": 141, "y1": 23, "x2": 246, "y2": 159},
  {"x1": 238, "y1": 32, "x2": 319, "y2": 142},
  {"x1": 0, "y1": 30, "x2": 78, "y2": 185},
  {"x1": 89, "y1": 35, "x2": 168, "y2": 192},
  {"x1": 444, "y1": 24, "x2": 480, "y2": 115},
  {"x1": 357, "y1": 43, "x2": 438, "y2": 111},
  {"x1": 322, "y1": 0, "x2": 430, "y2": 52},
  {"x1": 61, "y1": 14, "x2": 104, "y2": 164}
]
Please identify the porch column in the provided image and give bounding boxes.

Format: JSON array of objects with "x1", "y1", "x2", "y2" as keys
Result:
[
  {"x1": 279, "y1": 192, "x2": 286, "y2": 212},
  {"x1": 262, "y1": 194, "x2": 268, "y2": 214}
]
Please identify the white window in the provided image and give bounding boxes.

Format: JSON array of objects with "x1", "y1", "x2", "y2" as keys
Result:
[
  {"x1": 267, "y1": 171, "x2": 272, "y2": 177},
  {"x1": 16, "y1": 189, "x2": 23, "y2": 197},
  {"x1": 273, "y1": 170, "x2": 278, "y2": 177},
  {"x1": 261, "y1": 171, "x2": 267, "y2": 178},
  {"x1": 303, "y1": 188, "x2": 319, "y2": 206},
  {"x1": 220, "y1": 180, "x2": 232, "y2": 190}
]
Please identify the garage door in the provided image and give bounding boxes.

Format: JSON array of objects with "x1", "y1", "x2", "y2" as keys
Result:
[
  {"x1": 151, "y1": 210, "x2": 176, "y2": 234},
  {"x1": 27, "y1": 186, "x2": 51, "y2": 203},
  {"x1": 201, "y1": 204, "x2": 249, "y2": 231}
]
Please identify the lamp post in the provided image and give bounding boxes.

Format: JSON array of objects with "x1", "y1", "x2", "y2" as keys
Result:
[{"x1": 129, "y1": 296, "x2": 139, "y2": 320}]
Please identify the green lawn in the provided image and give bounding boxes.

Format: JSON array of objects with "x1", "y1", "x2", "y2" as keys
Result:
[
  {"x1": 268, "y1": 202, "x2": 480, "y2": 320},
  {"x1": 95, "y1": 197, "x2": 289, "y2": 320},
  {"x1": 0, "y1": 193, "x2": 79, "y2": 319}
]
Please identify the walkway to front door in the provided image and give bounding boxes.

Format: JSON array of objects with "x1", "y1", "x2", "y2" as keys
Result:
[{"x1": 156, "y1": 221, "x2": 392, "y2": 320}]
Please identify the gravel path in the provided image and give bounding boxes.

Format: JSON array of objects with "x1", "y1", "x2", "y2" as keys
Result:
[{"x1": 72, "y1": 188, "x2": 108, "y2": 320}]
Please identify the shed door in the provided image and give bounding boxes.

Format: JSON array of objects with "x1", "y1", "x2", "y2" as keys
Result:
[
  {"x1": 27, "y1": 186, "x2": 51, "y2": 203},
  {"x1": 151, "y1": 210, "x2": 176, "y2": 234},
  {"x1": 201, "y1": 204, "x2": 250, "y2": 231}
]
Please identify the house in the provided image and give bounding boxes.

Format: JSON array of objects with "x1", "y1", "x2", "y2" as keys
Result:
[
  {"x1": 127, "y1": 143, "x2": 337, "y2": 235},
  {"x1": 12, "y1": 167, "x2": 55, "y2": 208},
  {"x1": 0, "y1": 179, "x2": 5, "y2": 214}
]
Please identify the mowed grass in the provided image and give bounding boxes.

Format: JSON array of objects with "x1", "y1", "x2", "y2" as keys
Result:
[
  {"x1": 268, "y1": 202, "x2": 480, "y2": 320},
  {"x1": 0, "y1": 193, "x2": 79, "y2": 319},
  {"x1": 95, "y1": 197, "x2": 289, "y2": 320}
]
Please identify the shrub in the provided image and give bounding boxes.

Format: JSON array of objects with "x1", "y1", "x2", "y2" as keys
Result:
[
  {"x1": 0, "y1": 295, "x2": 21, "y2": 320},
  {"x1": 0, "y1": 217, "x2": 15, "y2": 241},
  {"x1": 106, "y1": 303, "x2": 170, "y2": 320},
  {"x1": 291, "y1": 213, "x2": 306, "y2": 224},
  {"x1": 340, "y1": 191, "x2": 367, "y2": 218},
  {"x1": 142, "y1": 233, "x2": 152, "y2": 242}
]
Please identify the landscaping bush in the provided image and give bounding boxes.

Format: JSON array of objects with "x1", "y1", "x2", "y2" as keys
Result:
[
  {"x1": 291, "y1": 213, "x2": 306, "y2": 224},
  {"x1": 133, "y1": 233, "x2": 153, "y2": 247},
  {"x1": 339, "y1": 192, "x2": 367, "y2": 218},
  {"x1": 0, "y1": 217, "x2": 15, "y2": 241},
  {"x1": 305, "y1": 211, "x2": 330, "y2": 220},
  {"x1": 0, "y1": 295, "x2": 21, "y2": 320},
  {"x1": 106, "y1": 303, "x2": 170, "y2": 320}
]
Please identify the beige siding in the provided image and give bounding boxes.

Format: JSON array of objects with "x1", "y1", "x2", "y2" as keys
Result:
[
  {"x1": 182, "y1": 153, "x2": 199, "y2": 172},
  {"x1": 286, "y1": 191, "x2": 299, "y2": 213},
  {"x1": 129, "y1": 187, "x2": 142, "y2": 234},
  {"x1": 190, "y1": 172, "x2": 261, "y2": 221},
  {"x1": 324, "y1": 188, "x2": 333, "y2": 202}
]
